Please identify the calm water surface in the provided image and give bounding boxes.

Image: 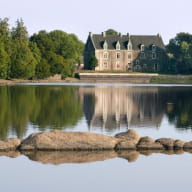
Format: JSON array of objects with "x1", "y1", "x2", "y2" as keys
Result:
[{"x1": 0, "y1": 83, "x2": 192, "y2": 192}]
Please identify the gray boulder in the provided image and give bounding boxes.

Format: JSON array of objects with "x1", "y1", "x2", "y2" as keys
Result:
[{"x1": 20, "y1": 130, "x2": 118, "y2": 151}]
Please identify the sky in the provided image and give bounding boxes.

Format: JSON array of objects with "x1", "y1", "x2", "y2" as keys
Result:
[{"x1": 1, "y1": 0, "x2": 192, "y2": 44}]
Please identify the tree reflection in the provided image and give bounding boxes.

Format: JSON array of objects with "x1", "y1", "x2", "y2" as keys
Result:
[
  {"x1": 0, "y1": 85, "x2": 83, "y2": 139},
  {"x1": 165, "y1": 87, "x2": 192, "y2": 129}
]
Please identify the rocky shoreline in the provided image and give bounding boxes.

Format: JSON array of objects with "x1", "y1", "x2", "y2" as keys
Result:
[
  {"x1": 1, "y1": 129, "x2": 192, "y2": 164},
  {"x1": 1, "y1": 129, "x2": 192, "y2": 152},
  {"x1": 0, "y1": 129, "x2": 192, "y2": 164}
]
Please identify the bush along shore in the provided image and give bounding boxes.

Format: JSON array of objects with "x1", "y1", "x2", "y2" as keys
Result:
[{"x1": 1, "y1": 129, "x2": 192, "y2": 164}]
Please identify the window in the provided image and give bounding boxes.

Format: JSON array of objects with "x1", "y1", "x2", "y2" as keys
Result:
[
  {"x1": 116, "y1": 41, "x2": 120, "y2": 50},
  {"x1": 152, "y1": 52, "x2": 156, "y2": 59},
  {"x1": 103, "y1": 52, "x2": 108, "y2": 59},
  {"x1": 103, "y1": 61, "x2": 108, "y2": 69},
  {"x1": 116, "y1": 52, "x2": 120, "y2": 59},
  {"x1": 141, "y1": 44, "x2": 145, "y2": 52},
  {"x1": 136, "y1": 60, "x2": 139, "y2": 65},
  {"x1": 140, "y1": 52, "x2": 145, "y2": 59},
  {"x1": 136, "y1": 65, "x2": 141, "y2": 70},
  {"x1": 127, "y1": 63, "x2": 132, "y2": 71},
  {"x1": 152, "y1": 45, "x2": 156, "y2": 52},
  {"x1": 128, "y1": 52, "x2": 132, "y2": 59}
]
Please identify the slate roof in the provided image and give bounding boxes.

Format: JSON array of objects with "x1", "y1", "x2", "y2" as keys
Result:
[{"x1": 90, "y1": 34, "x2": 165, "y2": 50}]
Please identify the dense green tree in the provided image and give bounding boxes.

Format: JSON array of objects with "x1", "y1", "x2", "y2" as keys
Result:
[
  {"x1": 166, "y1": 33, "x2": 192, "y2": 74},
  {"x1": 10, "y1": 40, "x2": 37, "y2": 78},
  {"x1": 105, "y1": 29, "x2": 118, "y2": 35},
  {"x1": 11, "y1": 19, "x2": 28, "y2": 40},
  {"x1": 30, "y1": 30, "x2": 84, "y2": 78},
  {"x1": 35, "y1": 58, "x2": 51, "y2": 79},
  {"x1": 0, "y1": 18, "x2": 11, "y2": 78},
  {"x1": 89, "y1": 55, "x2": 98, "y2": 70},
  {"x1": 10, "y1": 20, "x2": 37, "y2": 79},
  {"x1": 0, "y1": 43, "x2": 9, "y2": 78}
]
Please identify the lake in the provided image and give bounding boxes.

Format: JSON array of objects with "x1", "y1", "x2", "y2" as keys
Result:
[{"x1": 0, "y1": 83, "x2": 192, "y2": 192}]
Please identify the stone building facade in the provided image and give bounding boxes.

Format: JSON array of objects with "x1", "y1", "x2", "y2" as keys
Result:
[{"x1": 84, "y1": 32, "x2": 167, "y2": 72}]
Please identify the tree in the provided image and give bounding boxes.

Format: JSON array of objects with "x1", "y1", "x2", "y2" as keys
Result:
[
  {"x1": 10, "y1": 19, "x2": 37, "y2": 79},
  {"x1": 35, "y1": 58, "x2": 51, "y2": 79},
  {"x1": 166, "y1": 33, "x2": 192, "y2": 74},
  {"x1": 0, "y1": 18, "x2": 11, "y2": 78},
  {"x1": 30, "y1": 30, "x2": 84, "y2": 78},
  {"x1": 10, "y1": 40, "x2": 37, "y2": 78},
  {"x1": 0, "y1": 43, "x2": 9, "y2": 78},
  {"x1": 105, "y1": 29, "x2": 118, "y2": 35},
  {"x1": 11, "y1": 19, "x2": 28, "y2": 40},
  {"x1": 89, "y1": 55, "x2": 98, "y2": 70}
]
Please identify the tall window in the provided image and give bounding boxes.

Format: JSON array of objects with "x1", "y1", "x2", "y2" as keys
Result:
[
  {"x1": 140, "y1": 52, "x2": 145, "y2": 59},
  {"x1": 152, "y1": 52, "x2": 156, "y2": 59},
  {"x1": 103, "y1": 52, "x2": 108, "y2": 58},
  {"x1": 103, "y1": 61, "x2": 108, "y2": 69},
  {"x1": 116, "y1": 52, "x2": 120, "y2": 59}
]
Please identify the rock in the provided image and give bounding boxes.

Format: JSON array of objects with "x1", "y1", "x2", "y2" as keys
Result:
[
  {"x1": 183, "y1": 141, "x2": 192, "y2": 149},
  {"x1": 0, "y1": 138, "x2": 21, "y2": 151},
  {"x1": 22, "y1": 151, "x2": 118, "y2": 164},
  {"x1": 19, "y1": 130, "x2": 118, "y2": 151},
  {"x1": 137, "y1": 136, "x2": 164, "y2": 150},
  {"x1": 115, "y1": 129, "x2": 140, "y2": 145},
  {"x1": 155, "y1": 138, "x2": 175, "y2": 149},
  {"x1": 115, "y1": 141, "x2": 136, "y2": 150},
  {"x1": 174, "y1": 140, "x2": 185, "y2": 149}
]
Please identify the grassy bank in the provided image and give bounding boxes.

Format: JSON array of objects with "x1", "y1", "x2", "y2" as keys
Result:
[{"x1": 150, "y1": 75, "x2": 192, "y2": 84}]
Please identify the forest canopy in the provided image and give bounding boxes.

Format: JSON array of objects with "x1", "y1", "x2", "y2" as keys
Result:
[{"x1": 0, "y1": 18, "x2": 84, "y2": 79}]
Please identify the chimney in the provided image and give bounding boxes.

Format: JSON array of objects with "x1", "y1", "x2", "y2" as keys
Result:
[
  {"x1": 119, "y1": 32, "x2": 121, "y2": 37},
  {"x1": 102, "y1": 31, "x2": 106, "y2": 37},
  {"x1": 89, "y1": 32, "x2": 93, "y2": 37}
]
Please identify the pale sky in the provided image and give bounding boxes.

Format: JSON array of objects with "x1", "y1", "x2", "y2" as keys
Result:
[{"x1": 1, "y1": 0, "x2": 192, "y2": 44}]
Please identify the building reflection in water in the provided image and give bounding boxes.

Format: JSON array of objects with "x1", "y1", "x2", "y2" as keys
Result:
[{"x1": 79, "y1": 86, "x2": 165, "y2": 131}]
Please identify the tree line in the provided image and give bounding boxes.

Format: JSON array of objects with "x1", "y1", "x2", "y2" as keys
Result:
[{"x1": 0, "y1": 18, "x2": 84, "y2": 79}]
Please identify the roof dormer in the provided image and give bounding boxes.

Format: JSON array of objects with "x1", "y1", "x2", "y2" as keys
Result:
[
  {"x1": 116, "y1": 41, "x2": 120, "y2": 50},
  {"x1": 152, "y1": 44, "x2": 156, "y2": 52},
  {"x1": 103, "y1": 40, "x2": 108, "y2": 50},
  {"x1": 141, "y1": 44, "x2": 145, "y2": 52}
]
